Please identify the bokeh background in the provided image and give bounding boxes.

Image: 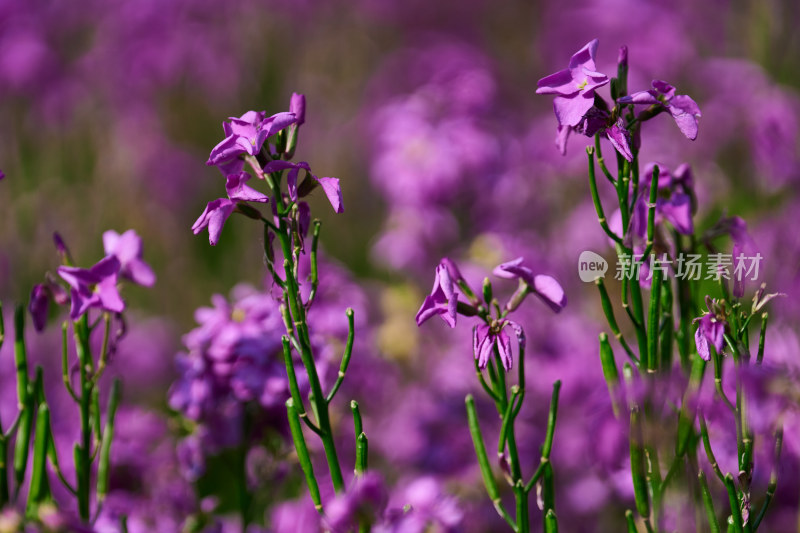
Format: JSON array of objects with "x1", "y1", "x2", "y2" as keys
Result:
[{"x1": 1, "y1": 0, "x2": 799, "y2": 531}]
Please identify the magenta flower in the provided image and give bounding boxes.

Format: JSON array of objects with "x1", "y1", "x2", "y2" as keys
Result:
[
  {"x1": 474, "y1": 323, "x2": 512, "y2": 370},
  {"x1": 263, "y1": 160, "x2": 343, "y2": 213},
  {"x1": 57, "y1": 256, "x2": 124, "y2": 320},
  {"x1": 192, "y1": 172, "x2": 269, "y2": 245},
  {"x1": 493, "y1": 257, "x2": 567, "y2": 313},
  {"x1": 415, "y1": 259, "x2": 461, "y2": 328},
  {"x1": 536, "y1": 39, "x2": 610, "y2": 128},
  {"x1": 693, "y1": 300, "x2": 726, "y2": 361},
  {"x1": 103, "y1": 229, "x2": 156, "y2": 287},
  {"x1": 206, "y1": 110, "x2": 297, "y2": 173},
  {"x1": 618, "y1": 80, "x2": 702, "y2": 140}
]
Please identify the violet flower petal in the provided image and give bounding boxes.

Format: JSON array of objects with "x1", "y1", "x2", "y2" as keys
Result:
[{"x1": 532, "y1": 274, "x2": 567, "y2": 313}]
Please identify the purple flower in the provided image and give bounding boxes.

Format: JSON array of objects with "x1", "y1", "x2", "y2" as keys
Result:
[
  {"x1": 0, "y1": 169, "x2": 4, "y2": 180},
  {"x1": 536, "y1": 39, "x2": 610, "y2": 128},
  {"x1": 192, "y1": 199, "x2": 237, "y2": 246},
  {"x1": 473, "y1": 322, "x2": 515, "y2": 371},
  {"x1": 57, "y1": 256, "x2": 124, "y2": 320},
  {"x1": 416, "y1": 259, "x2": 462, "y2": 328},
  {"x1": 206, "y1": 110, "x2": 297, "y2": 173},
  {"x1": 192, "y1": 172, "x2": 270, "y2": 245},
  {"x1": 618, "y1": 80, "x2": 701, "y2": 140},
  {"x1": 263, "y1": 160, "x2": 343, "y2": 213},
  {"x1": 493, "y1": 257, "x2": 567, "y2": 313},
  {"x1": 103, "y1": 229, "x2": 156, "y2": 287},
  {"x1": 693, "y1": 299, "x2": 726, "y2": 361}
]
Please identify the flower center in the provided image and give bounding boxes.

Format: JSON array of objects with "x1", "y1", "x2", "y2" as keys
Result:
[
  {"x1": 576, "y1": 78, "x2": 589, "y2": 90},
  {"x1": 231, "y1": 308, "x2": 246, "y2": 323}
]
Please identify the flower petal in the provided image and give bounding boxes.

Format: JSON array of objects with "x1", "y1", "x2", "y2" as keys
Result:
[{"x1": 532, "y1": 275, "x2": 567, "y2": 313}]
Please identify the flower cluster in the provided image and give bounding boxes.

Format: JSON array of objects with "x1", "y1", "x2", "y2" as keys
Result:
[
  {"x1": 29, "y1": 230, "x2": 154, "y2": 329},
  {"x1": 194, "y1": 93, "x2": 342, "y2": 246}
]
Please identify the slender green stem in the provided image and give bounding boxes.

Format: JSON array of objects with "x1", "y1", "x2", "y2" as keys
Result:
[
  {"x1": 699, "y1": 413, "x2": 725, "y2": 484},
  {"x1": 641, "y1": 165, "x2": 660, "y2": 260},
  {"x1": 355, "y1": 433, "x2": 368, "y2": 476},
  {"x1": 26, "y1": 403, "x2": 50, "y2": 515},
  {"x1": 97, "y1": 379, "x2": 121, "y2": 505},
  {"x1": 326, "y1": 309, "x2": 355, "y2": 404},
  {"x1": 646, "y1": 267, "x2": 663, "y2": 371},
  {"x1": 587, "y1": 147, "x2": 624, "y2": 246},
  {"x1": 13, "y1": 305, "x2": 30, "y2": 411},
  {"x1": 753, "y1": 426, "x2": 782, "y2": 530},
  {"x1": 286, "y1": 399, "x2": 322, "y2": 512},
  {"x1": 475, "y1": 357, "x2": 501, "y2": 403},
  {"x1": 498, "y1": 388, "x2": 521, "y2": 455},
  {"x1": 630, "y1": 407, "x2": 651, "y2": 521},
  {"x1": 524, "y1": 381, "x2": 561, "y2": 493},
  {"x1": 698, "y1": 471, "x2": 721, "y2": 533},
  {"x1": 596, "y1": 279, "x2": 637, "y2": 364},
  {"x1": 594, "y1": 134, "x2": 616, "y2": 184},
  {"x1": 465, "y1": 395, "x2": 515, "y2": 531},
  {"x1": 724, "y1": 474, "x2": 744, "y2": 533}
]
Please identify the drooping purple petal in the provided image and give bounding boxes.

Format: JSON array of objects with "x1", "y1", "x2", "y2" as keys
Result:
[
  {"x1": 668, "y1": 95, "x2": 702, "y2": 140},
  {"x1": 531, "y1": 275, "x2": 567, "y2": 313},
  {"x1": 695, "y1": 324, "x2": 710, "y2": 361},
  {"x1": 192, "y1": 198, "x2": 237, "y2": 246},
  {"x1": 315, "y1": 177, "x2": 344, "y2": 213}
]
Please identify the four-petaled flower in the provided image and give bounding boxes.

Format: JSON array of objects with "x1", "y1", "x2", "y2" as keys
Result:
[
  {"x1": 693, "y1": 298, "x2": 726, "y2": 361},
  {"x1": 536, "y1": 39, "x2": 610, "y2": 128},
  {"x1": 58, "y1": 256, "x2": 125, "y2": 320},
  {"x1": 474, "y1": 321, "x2": 519, "y2": 371},
  {"x1": 192, "y1": 172, "x2": 269, "y2": 245},
  {"x1": 618, "y1": 80, "x2": 702, "y2": 140}
]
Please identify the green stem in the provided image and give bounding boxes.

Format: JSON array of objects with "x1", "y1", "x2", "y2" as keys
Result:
[
  {"x1": 587, "y1": 147, "x2": 624, "y2": 246},
  {"x1": 596, "y1": 279, "x2": 637, "y2": 364},
  {"x1": 326, "y1": 309, "x2": 355, "y2": 404},
  {"x1": 724, "y1": 474, "x2": 744, "y2": 533},
  {"x1": 465, "y1": 395, "x2": 515, "y2": 531},
  {"x1": 698, "y1": 471, "x2": 721, "y2": 533},
  {"x1": 286, "y1": 399, "x2": 322, "y2": 513}
]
